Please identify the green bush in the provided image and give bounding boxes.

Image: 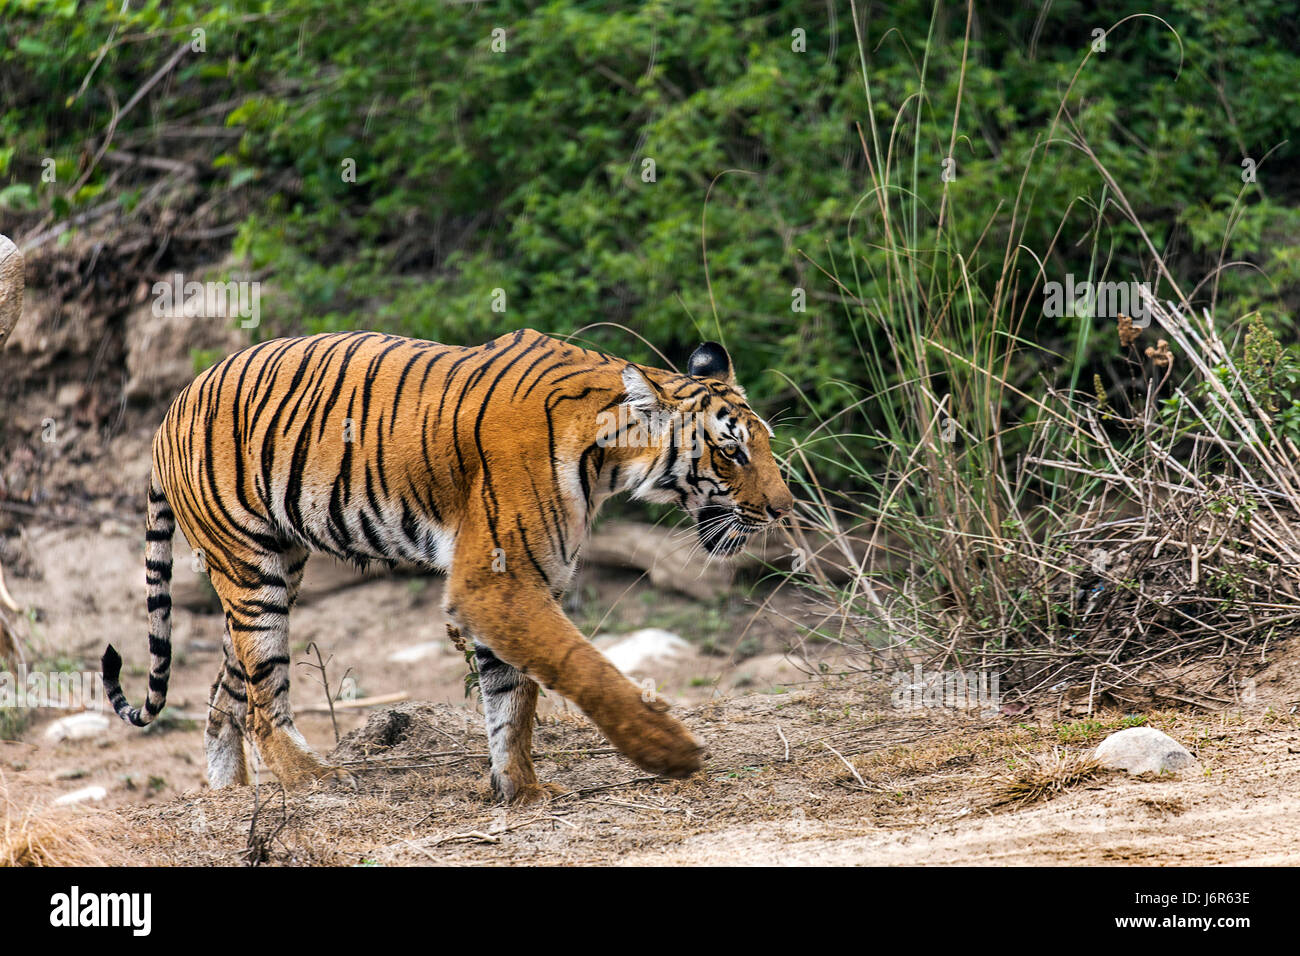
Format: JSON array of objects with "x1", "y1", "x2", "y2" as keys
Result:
[{"x1": 2, "y1": 0, "x2": 1299, "y2": 482}]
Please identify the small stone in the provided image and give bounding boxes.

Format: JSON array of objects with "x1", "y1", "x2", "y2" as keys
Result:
[
  {"x1": 53, "y1": 785, "x2": 107, "y2": 806},
  {"x1": 387, "y1": 641, "x2": 444, "y2": 663},
  {"x1": 595, "y1": 628, "x2": 692, "y2": 675},
  {"x1": 44, "y1": 712, "x2": 111, "y2": 743},
  {"x1": 1094, "y1": 727, "x2": 1196, "y2": 775}
]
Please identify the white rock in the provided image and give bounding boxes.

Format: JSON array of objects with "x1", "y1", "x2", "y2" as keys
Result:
[
  {"x1": 1093, "y1": 727, "x2": 1196, "y2": 775},
  {"x1": 43, "y1": 712, "x2": 111, "y2": 743},
  {"x1": 596, "y1": 628, "x2": 693, "y2": 675},
  {"x1": 387, "y1": 641, "x2": 444, "y2": 663},
  {"x1": 53, "y1": 785, "x2": 107, "y2": 806}
]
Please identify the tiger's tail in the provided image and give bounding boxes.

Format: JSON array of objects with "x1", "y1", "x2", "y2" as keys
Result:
[{"x1": 102, "y1": 473, "x2": 174, "y2": 726}]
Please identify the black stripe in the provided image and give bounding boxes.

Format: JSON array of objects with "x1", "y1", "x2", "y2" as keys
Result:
[
  {"x1": 228, "y1": 619, "x2": 280, "y2": 633},
  {"x1": 236, "y1": 599, "x2": 289, "y2": 616},
  {"x1": 513, "y1": 516, "x2": 553, "y2": 588},
  {"x1": 145, "y1": 559, "x2": 172, "y2": 579},
  {"x1": 248, "y1": 656, "x2": 290, "y2": 684},
  {"x1": 358, "y1": 508, "x2": 387, "y2": 556},
  {"x1": 519, "y1": 358, "x2": 572, "y2": 400}
]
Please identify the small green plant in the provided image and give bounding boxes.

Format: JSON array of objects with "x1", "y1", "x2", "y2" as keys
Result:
[
  {"x1": 141, "y1": 711, "x2": 198, "y2": 735},
  {"x1": 1163, "y1": 316, "x2": 1300, "y2": 450},
  {"x1": 1242, "y1": 313, "x2": 1284, "y2": 414},
  {"x1": 0, "y1": 707, "x2": 32, "y2": 741},
  {"x1": 1055, "y1": 714, "x2": 1147, "y2": 744},
  {"x1": 1056, "y1": 721, "x2": 1105, "y2": 744},
  {"x1": 39, "y1": 655, "x2": 81, "y2": 674},
  {"x1": 445, "y1": 624, "x2": 479, "y2": 701}
]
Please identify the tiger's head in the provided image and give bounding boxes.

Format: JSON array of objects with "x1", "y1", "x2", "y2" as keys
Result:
[{"x1": 619, "y1": 342, "x2": 795, "y2": 556}]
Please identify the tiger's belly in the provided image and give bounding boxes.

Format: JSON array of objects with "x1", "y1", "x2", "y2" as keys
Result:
[{"x1": 255, "y1": 446, "x2": 459, "y2": 572}]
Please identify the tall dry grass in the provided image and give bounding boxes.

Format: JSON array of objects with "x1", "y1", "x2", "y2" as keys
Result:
[{"x1": 777, "y1": 6, "x2": 1292, "y2": 706}]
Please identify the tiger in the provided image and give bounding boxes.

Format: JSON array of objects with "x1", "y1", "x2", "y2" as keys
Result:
[{"x1": 102, "y1": 328, "x2": 794, "y2": 802}]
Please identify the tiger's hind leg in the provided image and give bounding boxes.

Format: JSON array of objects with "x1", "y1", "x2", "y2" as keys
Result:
[
  {"x1": 203, "y1": 549, "x2": 307, "y2": 789},
  {"x1": 204, "y1": 626, "x2": 249, "y2": 788},
  {"x1": 473, "y1": 640, "x2": 560, "y2": 804},
  {"x1": 208, "y1": 548, "x2": 352, "y2": 790}
]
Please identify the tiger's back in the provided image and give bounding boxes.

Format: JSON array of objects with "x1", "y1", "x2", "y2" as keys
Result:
[{"x1": 155, "y1": 328, "x2": 618, "y2": 581}]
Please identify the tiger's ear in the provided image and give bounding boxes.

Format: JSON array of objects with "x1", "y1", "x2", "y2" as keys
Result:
[
  {"x1": 688, "y1": 342, "x2": 734, "y2": 383},
  {"x1": 621, "y1": 364, "x2": 676, "y2": 436}
]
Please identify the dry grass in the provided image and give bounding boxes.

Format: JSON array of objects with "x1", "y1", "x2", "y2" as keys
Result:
[
  {"x1": 793, "y1": 290, "x2": 1300, "y2": 707},
  {"x1": 989, "y1": 748, "x2": 1108, "y2": 807},
  {"x1": 770, "y1": 19, "x2": 1300, "y2": 708},
  {"x1": 0, "y1": 783, "x2": 115, "y2": 866}
]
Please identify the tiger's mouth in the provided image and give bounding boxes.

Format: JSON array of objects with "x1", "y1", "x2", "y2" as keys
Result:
[{"x1": 696, "y1": 505, "x2": 750, "y2": 556}]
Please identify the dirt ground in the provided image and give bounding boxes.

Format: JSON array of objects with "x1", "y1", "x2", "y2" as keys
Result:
[
  {"x1": 3, "y1": 316, "x2": 1300, "y2": 866},
  {"x1": 4, "y1": 507, "x2": 1300, "y2": 865}
]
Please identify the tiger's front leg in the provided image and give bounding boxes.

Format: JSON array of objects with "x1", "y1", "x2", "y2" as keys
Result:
[
  {"x1": 467, "y1": 635, "x2": 562, "y2": 804},
  {"x1": 448, "y1": 579, "x2": 703, "y2": 786}
]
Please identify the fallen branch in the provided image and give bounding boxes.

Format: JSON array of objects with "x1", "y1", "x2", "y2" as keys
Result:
[{"x1": 300, "y1": 691, "x2": 409, "y2": 714}]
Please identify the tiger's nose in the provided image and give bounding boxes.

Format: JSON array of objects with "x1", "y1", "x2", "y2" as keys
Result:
[{"x1": 766, "y1": 500, "x2": 793, "y2": 520}]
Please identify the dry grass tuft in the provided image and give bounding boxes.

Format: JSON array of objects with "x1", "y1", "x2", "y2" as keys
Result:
[
  {"x1": 794, "y1": 286, "x2": 1300, "y2": 706},
  {"x1": 1, "y1": 790, "x2": 115, "y2": 867},
  {"x1": 989, "y1": 748, "x2": 1108, "y2": 807}
]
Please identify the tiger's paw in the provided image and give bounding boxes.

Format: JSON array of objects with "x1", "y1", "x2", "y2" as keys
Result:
[
  {"x1": 314, "y1": 765, "x2": 360, "y2": 791},
  {"x1": 507, "y1": 782, "x2": 565, "y2": 806},
  {"x1": 278, "y1": 761, "x2": 358, "y2": 791},
  {"x1": 615, "y1": 701, "x2": 704, "y2": 779},
  {"x1": 491, "y1": 768, "x2": 562, "y2": 805}
]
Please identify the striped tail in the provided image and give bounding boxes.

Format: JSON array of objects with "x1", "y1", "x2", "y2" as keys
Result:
[{"x1": 102, "y1": 474, "x2": 175, "y2": 726}]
